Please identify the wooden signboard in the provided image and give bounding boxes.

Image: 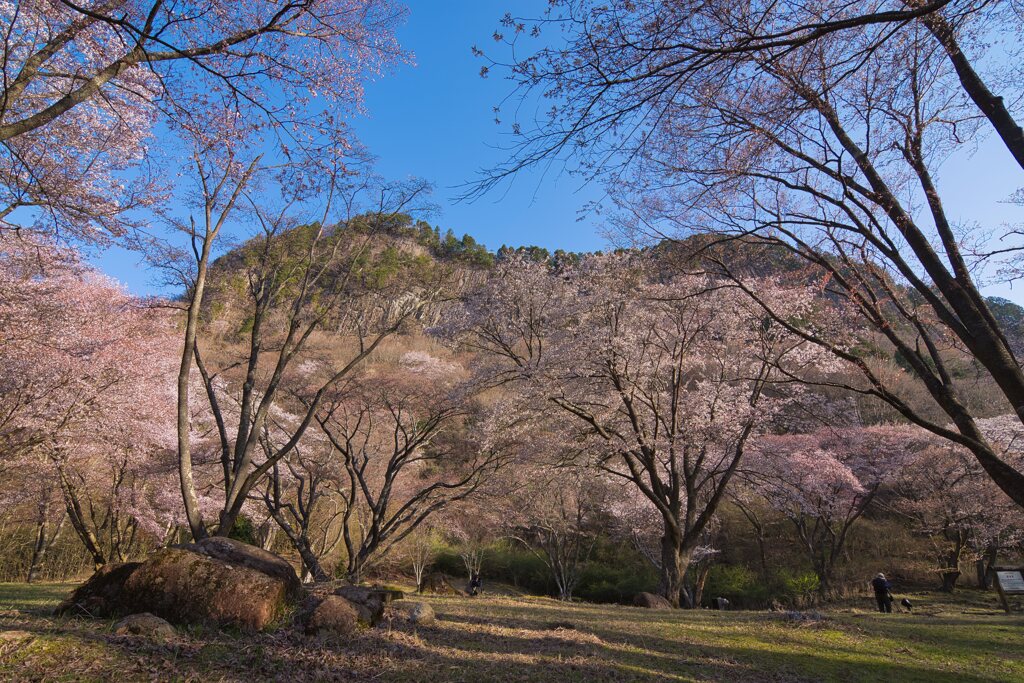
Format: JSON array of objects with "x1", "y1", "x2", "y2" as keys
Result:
[{"x1": 992, "y1": 568, "x2": 1024, "y2": 613}]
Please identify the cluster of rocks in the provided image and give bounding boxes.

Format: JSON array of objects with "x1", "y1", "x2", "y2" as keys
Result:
[
  {"x1": 300, "y1": 585, "x2": 434, "y2": 638},
  {"x1": 56, "y1": 537, "x2": 435, "y2": 642}
]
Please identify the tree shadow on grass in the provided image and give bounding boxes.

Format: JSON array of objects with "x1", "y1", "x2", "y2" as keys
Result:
[
  {"x1": 425, "y1": 608, "x2": 1023, "y2": 683},
  {"x1": 5, "y1": 590, "x2": 1024, "y2": 682}
]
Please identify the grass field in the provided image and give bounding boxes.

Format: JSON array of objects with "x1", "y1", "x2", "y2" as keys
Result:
[{"x1": 1, "y1": 582, "x2": 1023, "y2": 682}]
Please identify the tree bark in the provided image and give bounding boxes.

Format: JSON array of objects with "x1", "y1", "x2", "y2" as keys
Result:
[
  {"x1": 26, "y1": 505, "x2": 65, "y2": 583},
  {"x1": 265, "y1": 507, "x2": 330, "y2": 582},
  {"x1": 976, "y1": 545, "x2": 998, "y2": 590},
  {"x1": 940, "y1": 566, "x2": 961, "y2": 592},
  {"x1": 658, "y1": 534, "x2": 693, "y2": 608}
]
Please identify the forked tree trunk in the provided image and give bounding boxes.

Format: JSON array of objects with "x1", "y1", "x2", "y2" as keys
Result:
[
  {"x1": 266, "y1": 507, "x2": 330, "y2": 581},
  {"x1": 658, "y1": 534, "x2": 693, "y2": 608}
]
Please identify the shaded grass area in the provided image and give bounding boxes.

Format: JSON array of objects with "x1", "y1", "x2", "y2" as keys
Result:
[{"x1": 1, "y1": 582, "x2": 1022, "y2": 682}]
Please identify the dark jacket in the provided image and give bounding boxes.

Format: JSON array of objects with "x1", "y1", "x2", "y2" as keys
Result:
[{"x1": 871, "y1": 577, "x2": 891, "y2": 595}]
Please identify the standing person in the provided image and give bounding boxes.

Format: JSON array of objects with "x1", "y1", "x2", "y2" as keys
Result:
[{"x1": 871, "y1": 573, "x2": 893, "y2": 613}]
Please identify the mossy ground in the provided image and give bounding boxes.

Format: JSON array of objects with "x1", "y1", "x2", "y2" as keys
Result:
[{"x1": 1, "y1": 581, "x2": 1022, "y2": 682}]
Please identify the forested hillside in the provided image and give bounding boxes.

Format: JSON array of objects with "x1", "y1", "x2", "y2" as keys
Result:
[{"x1": 3, "y1": 216, "x2": 1021, "y2": 609}]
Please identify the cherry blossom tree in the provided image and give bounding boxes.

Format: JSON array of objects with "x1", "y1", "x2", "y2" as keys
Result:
[
  {"x1": 893, "y1": 415, "x2": 1024, "y2": 591},
  {"x1": 482, "y1": 1, "x2": 1024, "y2": 510},
  {"x1": 0, "y1": 0, "x2": 408, "y2": 241},
  {"x1": 508, "y1": 466, "x2": 606, "y2": 601},
  {"x1": 746, "y1": 426, "x2": 919, "y2": 596},
  {"x1": 167, "y1": 145, "x2": 445, "y2": 541},
  {"x1": 314, "y1": 352, "x2": 507, "y2": 584},
  {"x1": 258, "y1": 427, "x2": 346, "y2": 582},
  {"x1": 451, "y1": 254, "x2": 829, "y2": 606},
  {"x1": 0, "y1": 234, "x2": 180, "y2": 569}
]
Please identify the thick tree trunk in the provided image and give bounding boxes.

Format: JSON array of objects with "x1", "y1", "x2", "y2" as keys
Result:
[
  {"x1": 658, "y1": 534, "x2": 692, "y2": 608},
  {"x1": 814, "y1": 555, "x2": 833, "y2": 600},
  {"x1": 215, "y1": 508, "x2": 240, "y2": 539},
  {"x1": 940, "y1": 567, "x2": 961, "y2": 593},
  {"x1": 940, "y1": 530, "x2": 965, "y2": 592}
]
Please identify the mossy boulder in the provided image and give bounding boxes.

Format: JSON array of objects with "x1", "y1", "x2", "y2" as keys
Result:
[
  {"x1": 56, "y1": 537, "x2": 301, "y2": 631},
  {"x1": 333, "y1": 586, "x2": 389, "y2": 626},
  {"x1": 55, "y1": 562, "x2": 141, "y2": 618}
]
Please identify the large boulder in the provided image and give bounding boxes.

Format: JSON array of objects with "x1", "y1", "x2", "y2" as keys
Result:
[
  {"x1": 113, "y1": 613, "x2": 177, "y2": 642},
  {"x1": 633, "y1": 592, "x2": 673, "y2": 609},
  {"x1": 56, "y1": 537, "x2": 302, "y2": 631},
  {"x1": 333, "y1": 586, "x2": 391, "y2": 626},
  {"x1": 55, "y1": 562, "x2": 141, "y2": 618},
  {"x1": 304, "y1": 596, "x2": 359, "y2": 638},
  {"x1": 185, "y1": 537, "x2": 302, "y2": 598},
  {"x1": 387, "y1": 600, "x2": 435, "y2": 627}
]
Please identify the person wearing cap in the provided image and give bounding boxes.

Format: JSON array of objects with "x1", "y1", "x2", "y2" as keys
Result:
[{"x1": 871, "y1": 573, "x2": 893, "y2": 613}]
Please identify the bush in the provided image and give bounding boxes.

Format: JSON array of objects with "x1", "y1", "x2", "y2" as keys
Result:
[
  {"x1": 228, "y1": 515, "x2": 259, "y2": 546},
  {"x1": 780, "y1": 570, "x2": 821, "y2": 605},
  {"x1": 575, "y1": 563, "x2": 658, "y2": 604},
  {"x1": 485, "y1": 544, "x2": 553, "y2": 593}
]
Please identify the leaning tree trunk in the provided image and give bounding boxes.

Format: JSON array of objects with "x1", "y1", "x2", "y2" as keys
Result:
[
  {"x1": 689, "y1": 561, "x2": 713, "y2": 609},
  {"x1": 26, "y1": 508, "x2": 65, "y2": 583},
  {"x1": 267, "y1": 508, "x2": 330, "y2": 582}
]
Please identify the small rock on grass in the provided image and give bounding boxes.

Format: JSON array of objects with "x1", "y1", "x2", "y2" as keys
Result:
[
  {"x1": 113, "y1": 613, "x2": 177, "y2": 642},
  {"x1": 387, "y1": 600, "x2": 435, "y2": 626}
]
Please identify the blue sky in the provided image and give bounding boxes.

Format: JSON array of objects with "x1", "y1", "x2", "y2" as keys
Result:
[
  {"x1": 93, "y1": 0, "x2": 1024, "y2": 304},
  {"x1": 94, "y1": 0, "x2": 606, "y2": 296}
]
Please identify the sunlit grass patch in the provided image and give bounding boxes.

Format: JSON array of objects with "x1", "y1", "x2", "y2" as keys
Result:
[{"x1": 1, "y1": 582, "x2": 1022, "y2": 681}]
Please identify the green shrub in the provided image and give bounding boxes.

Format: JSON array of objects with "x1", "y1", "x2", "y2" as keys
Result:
[
  {"x1": 575, "y1": 562, "x2": 658, "y2": 604},
  {"x1": 228, "y1": 515, "x2": 259, "y2": 546},
  {"x1": 781, "y1": 570, "x2": 821, "y2": 603}
]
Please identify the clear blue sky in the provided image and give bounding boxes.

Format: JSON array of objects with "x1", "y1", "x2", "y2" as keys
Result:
[
  {"x1": 93, "y1": 0, "x2": 1024, "y2": 304},
  {"x1": 94, "y1": 0, "x2": 606, "y2": 297}
]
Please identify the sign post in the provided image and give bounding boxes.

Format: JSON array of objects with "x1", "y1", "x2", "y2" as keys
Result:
[{"x1": 992, "y1": 568, "x2": 1024, "y2": 614}]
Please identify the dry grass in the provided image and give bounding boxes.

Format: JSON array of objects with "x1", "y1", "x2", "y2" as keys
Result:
[{"x1": 2, "y1": 582, "x2": 1023, "y2": 682}]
